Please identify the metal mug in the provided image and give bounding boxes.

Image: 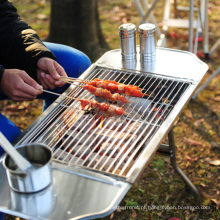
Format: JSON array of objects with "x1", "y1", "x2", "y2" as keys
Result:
[{"x1": 3, "y1": 143, "x2": 53, "y2": 193}]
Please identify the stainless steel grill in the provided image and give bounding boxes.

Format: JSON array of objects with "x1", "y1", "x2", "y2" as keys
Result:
[
  {"x1": 0, "y1": 47, "x2": 208, "y2": 220},
  {"x1": 19, "y1": 66, "x2": 190, "y2": 180}
]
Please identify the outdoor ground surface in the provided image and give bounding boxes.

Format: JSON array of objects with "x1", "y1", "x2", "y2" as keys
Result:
[{"x1": 1, "y1": 0, "x2": 220, "y2": 219}]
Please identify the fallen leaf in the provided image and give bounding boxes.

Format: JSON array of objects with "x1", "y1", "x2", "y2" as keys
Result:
[
  {"x1": 200, "y1": 183, "x2": 207, "y2": 187},
  {"x1": 4, "y1": 105, "x2": 19, "y2": 112},
  {"x1": 187, "y1": 156, "x2": 200, "y2": 162},
  {"x1": 183, "y1": 138, "x2": 203, "y2": 146},
  {"x1": 148, "y1": 211, "x2": 152, "y2": 220},
  {"x1": 112, "y1": 16, "x2": 121, "y2": 21},
  {"x1": 117, "y1": 12, "x2": 126, "y2": 17},
  {"x1": 211, "y1": 96, "x2": 220, "y2": 102},
  {"x1": 113, "y1": 6, "x2": 120, "y2": 12},
  {"x1": 110, "y1": 213, "x2": 114, "y2": 219},
  {"x1": 209, "y1": 160, "x2": 220, "y2": 166},
  {"x1": 168, "y1": 218, "x2": 180, "y2": 220},
  {"x1": 37, "y1": 14, "x2": 48, "y2": 20},
  {"x1": 122, "y1": 17, "x2": 128, "y2": 23},
  {"x1": 194, "y1": 118, "x2": 205, "y2": 126},
  {"x1": 211, "y1": 199, "x2": 220, "y2": 209},
  {"x1": 196, "y1": 51, "x2": 205, "y2": 58},
  {"x1": 184, "y1": 109, "x2": 194, "y2": 120},
  {"x1": 131, "y1": 209, "x2": 137, "y2": 219}
]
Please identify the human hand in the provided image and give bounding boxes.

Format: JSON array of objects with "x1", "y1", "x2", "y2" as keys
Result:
[
  {"x1": 0, "y1": 69, "x2": 43, "y2": 101},
  {"x1": 37, "y1": 57, "x2": 67, "y2": 89}
]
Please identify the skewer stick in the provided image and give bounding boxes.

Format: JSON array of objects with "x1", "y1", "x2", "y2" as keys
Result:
[
  {"x1": 42, "y1": 90, "x2": 79, "y2": 101},
  {"x1": 60, "y1": 78, "x2": 87, "y2": 84},
  {"x1": 60, "y1": 76, "x2": 90, "y2": 82}
]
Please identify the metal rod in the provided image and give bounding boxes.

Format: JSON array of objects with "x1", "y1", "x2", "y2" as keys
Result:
[
  {"x1": 203, "y1": 0, "x2": 209, "y2": 55},
  {"x1": 168, "y1": 128, "x2": 201, "y2": 206},
  {"x1": 192, "y1": 66, "x2": 220, "y2": 99},
  {"x1": 189, "y1": 0, "x2": 194, "y2": 52}
]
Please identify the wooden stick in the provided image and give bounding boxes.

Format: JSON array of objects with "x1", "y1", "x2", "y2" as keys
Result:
[
  {"x1": 60, "y1": 76, "x2": 90, "y2": 82},
  {"x1": 42, "y1": 90, "x2": 79, "y2": 101}
]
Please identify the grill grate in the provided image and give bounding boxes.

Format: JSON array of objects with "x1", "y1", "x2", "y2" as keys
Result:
[{"x1": 21, "y1": 67, "x2": 191, "y2": 178}]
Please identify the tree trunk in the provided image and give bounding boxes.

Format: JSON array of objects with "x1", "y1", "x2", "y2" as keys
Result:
[{"x1": 46, "y1": 0, "x2": 109, "y2": 62}]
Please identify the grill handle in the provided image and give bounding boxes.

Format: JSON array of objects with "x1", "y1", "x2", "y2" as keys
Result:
[{"x1": 51, "y1": 164, "x2": 123, "y2": 187}]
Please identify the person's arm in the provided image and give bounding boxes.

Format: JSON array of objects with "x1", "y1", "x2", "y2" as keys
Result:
[
  {"x1": 0, "y1": 0, "x2": 67, "y2": 92},
  {"x1": 0, "y1": 0, "x2": 56, "y2": 83}
]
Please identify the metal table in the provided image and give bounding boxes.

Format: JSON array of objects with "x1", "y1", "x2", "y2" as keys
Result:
[{"x1": 0, "y1": 47, "x2": 208, "y2": 220}]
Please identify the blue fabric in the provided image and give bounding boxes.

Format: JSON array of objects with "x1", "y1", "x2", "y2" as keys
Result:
[
  {"x1": 0, "y1": 43, "x2": 91, "y2": 220},
  {"x1": 0, "y1": 212, "x2": 5, "y2": 220}
]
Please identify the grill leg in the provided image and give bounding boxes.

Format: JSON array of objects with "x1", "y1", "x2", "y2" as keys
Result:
[{"x1": 168, "y1": 128, "x2": 201, "y2": 206}]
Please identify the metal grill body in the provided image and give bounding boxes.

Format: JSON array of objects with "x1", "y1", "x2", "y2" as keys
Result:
[{"x1": 0, "y1": 47, "x2": 208, "y2": 220}]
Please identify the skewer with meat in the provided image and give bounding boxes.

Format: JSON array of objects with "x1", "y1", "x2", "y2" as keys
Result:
[
  {"x1": 86, "y1": 79, "x2": 147, "y2": 97},
  {"x1": 79, "y1": 99, "x2": 126, "y2": 116},
  {"x1": 41, "y1": 89, "x2": 127, "y2": 116},
  {"x1": 82, "y1": 85, "x2": 130, "y2": 103},
  {"x1": 60, "y1": 77, "x2": 148, "y2": 98}
]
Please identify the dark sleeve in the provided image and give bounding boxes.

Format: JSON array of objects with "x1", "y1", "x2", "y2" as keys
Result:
[
  {"x1": 0, "y1": 65, "x2": 5, "y2": 86},
  {"x1": 0, "y1": 0, "x2": 57, "y2": 83}
]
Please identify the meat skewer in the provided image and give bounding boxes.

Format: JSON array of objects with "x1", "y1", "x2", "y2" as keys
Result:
[
  {"x1": 60, "y1": 77, "x2": 148, "y2": 98},
  {"x1": 82, "y1": 85, "x2": 130, "y2": 103},
  {"x1": 42, "y1": 90, "x2": 127, "y2": 116},
  {"x1": 79, "y1": 99, "x2": 127, "y2": 116}
]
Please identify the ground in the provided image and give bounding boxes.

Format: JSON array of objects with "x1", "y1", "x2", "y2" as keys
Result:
[{"x1": 1, "y1": 0, "x2": 220, "y2": 219}]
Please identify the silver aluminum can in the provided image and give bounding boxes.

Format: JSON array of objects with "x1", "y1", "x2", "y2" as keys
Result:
[
  {"x1": 119, "y1": 23, "x2": 136, "y2": 60},
  {"x1": 139, "y1": 23, "x2": 156, "y2": 60}
]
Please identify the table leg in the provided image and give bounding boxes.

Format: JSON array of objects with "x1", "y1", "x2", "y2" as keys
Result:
[{"x1": 168, "y1": 128, "x2": 201, "y2": 206}]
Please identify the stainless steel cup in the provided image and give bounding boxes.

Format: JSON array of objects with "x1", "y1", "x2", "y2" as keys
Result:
[
  {"x1": 139, "y1": 23, "x2": 156, "y2": 60},
  {"x1": 3, "y1": 143, "x2": 53, "y2": 193},
  {"x1": 119, "y1": 23, "x2": 136, "y2": 60}
]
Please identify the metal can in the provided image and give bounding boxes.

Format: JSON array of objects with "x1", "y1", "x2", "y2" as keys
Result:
[
  {"x1": 119, "y1": 23, "x2": 136, "y2": 60},
  {"x1": 139, "y1": 23, "x2": 156, "y2": 60}
]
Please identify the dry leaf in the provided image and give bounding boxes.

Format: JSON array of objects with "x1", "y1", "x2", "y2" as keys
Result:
[
  {"x1": 209, "y1": 160, "x2": 220, "y2": 166},
  {"x1": 148, "y1": 211, "x2": 152, "y2": 220},
  {"x1": 183, "y1": 138, "x2": 203, "y2": 146},
  {"x1": 117, "y1": 12, "x2": 126, "y2": 17},
  {"x1": 37, "y1": 14, "x2": 48, "y2": 20},
  {"x1": 184, "y1": 109, "x2": 194, "y2": 120},
  {"x1": 200, "y1": 183, "x2": 207, "y2": 187},
  {"x1": 122, "y1": 17, "x2": 128, "y2": 23},
  {"x1": 113, "y1": 6, "x2": 120, "y2": 12},
  {"x1": 194, "y1": 118, "x2": 205, "y2": 126},
  {"x1": 4, "y1": 105, "x2": 19, "y2": 112},
  {"x1": 131, "y1": 209, "x2": 137, "y2": 219},
  {"x1": 211, "y1": 199, "x2": 220, "y2": 209},
  {"x1": 187, "y1": 156, "x2": 200, "y2": 162},
  {"x1": 211, "y1": 96, "x2": 220, "y2": 102},
  {"x1": 110, "y1": 213, "x2": 114, "y2": 219},
  {"x1": 112, "y1": 16, "x2": 120, "y2": 21}
]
